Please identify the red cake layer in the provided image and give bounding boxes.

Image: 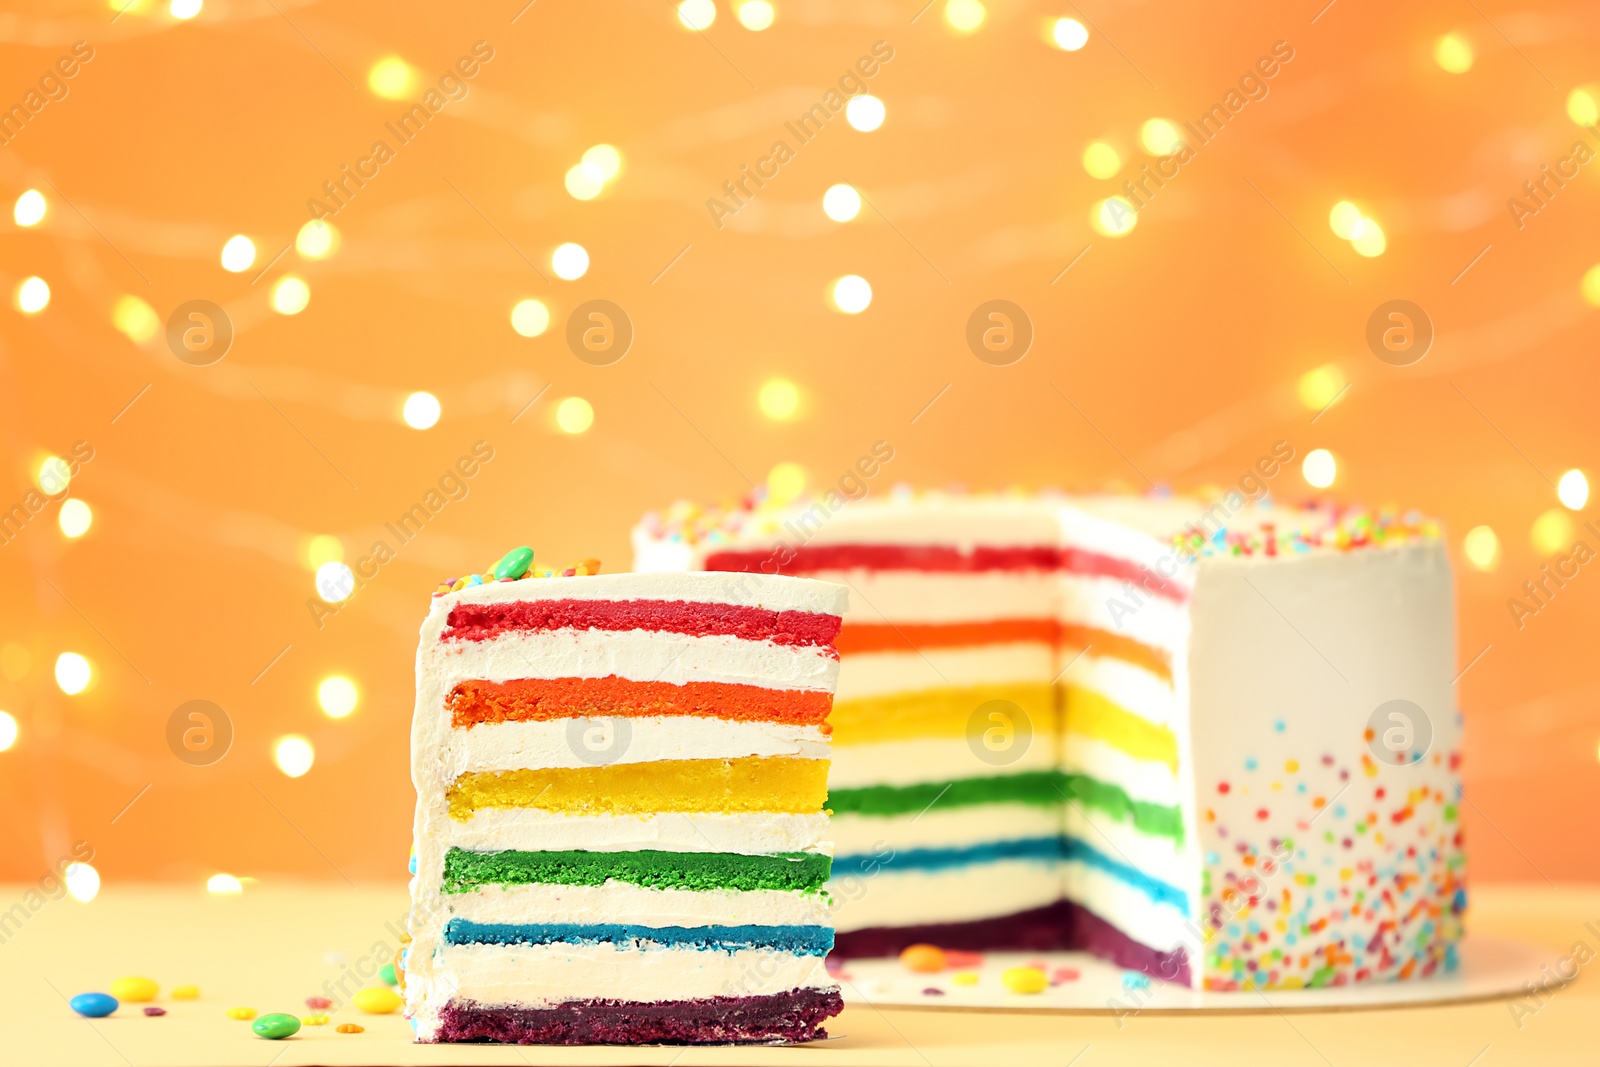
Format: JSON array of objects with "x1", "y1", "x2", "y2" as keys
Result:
[
  {"x1": 443, "y1": 597, "x2": 842, "y2": 649},
  {"x1": 447, "y1": 675, "x2": 835, "y2": 729},
  {"x1": 835, "y1": 619, "x2": 1059, "y2": 655},
  {"x1": 431, "y1": 987, "x2": 842, "y2": 1045}
]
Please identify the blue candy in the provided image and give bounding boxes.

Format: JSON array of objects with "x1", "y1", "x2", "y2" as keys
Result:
[{"x1": 70, "y1": 992, "x2": 118, "y2": 1018}]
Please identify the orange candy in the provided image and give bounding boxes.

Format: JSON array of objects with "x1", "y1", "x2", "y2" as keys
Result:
[
  {"x1": 899, "y1": 944, "x2": 947, "y2": 973},
  {"x1": 336, "y1": 1023, "x2": 364, "y2": 1034}
]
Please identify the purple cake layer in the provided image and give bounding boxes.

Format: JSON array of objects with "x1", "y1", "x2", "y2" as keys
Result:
[
  {"x1": 431, "y1": 986, "x2": 841, "y2": 1045},
  {"x1": 831, "y1": 901, "x2": 1192, "y2": 987},
  {"x1": 1069, "y1": 905, "x2": 1191, "y2": 986},
  {"x1": 831, "y1": 900, "x2": 1075, "y2": 957}
]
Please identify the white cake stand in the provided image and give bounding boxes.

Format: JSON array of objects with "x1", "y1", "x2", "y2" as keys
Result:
[{"x1": 835, "y1": 935, "x2": 1543, "y2": 1013}]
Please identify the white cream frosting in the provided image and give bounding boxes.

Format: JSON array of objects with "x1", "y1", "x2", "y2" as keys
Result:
[
  {"x1": 441, "y1": 717, "x2": 828, "y2": 776},
  {"x1": 829, "y1": 804, "x2": 1061, "y2": 856},
  {"x1": 829, "y1": 735, "x2": 1058, "y2": 789},
  {"x1": 444, "y1": 809, "x2": 832, "y2": 856},
  {"x1": 830, "y1": 859, "x2": 1062, "y2": 931},
  {"x1": 432, "y1": 882, "x2": 831, "y2": 929},
  {"x1": 413, "y1": 942, "x2": 833, "y2": 1025},
  {"x1": 834, "y1": 642, "x2": 1054, "y2": 702}
]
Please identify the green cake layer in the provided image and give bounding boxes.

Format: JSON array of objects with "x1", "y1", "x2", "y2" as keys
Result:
[
  {"x1": 828, "y1": 770, "x2": 1183, "y2": 842},
  {"x1": 441, "y1": 847, "x2": 833, "y2": 894}
]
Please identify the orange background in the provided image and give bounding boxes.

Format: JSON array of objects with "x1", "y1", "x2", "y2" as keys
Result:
[{"x1": 0, "y1": 0, "x2": 1595, "y2": 890}]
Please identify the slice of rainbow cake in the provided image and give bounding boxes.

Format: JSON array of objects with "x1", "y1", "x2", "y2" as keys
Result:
[{"x1": 407, "y1": 557, "x2": 849, "y2": 1044}]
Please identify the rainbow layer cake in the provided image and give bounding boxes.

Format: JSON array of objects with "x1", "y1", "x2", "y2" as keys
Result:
[
  {"x1": 634, "y1": 489, "x2": 1467, "y2": 990},
  {"x1": 407, "y1": 561, "x2": 850, "y2": 1043}
]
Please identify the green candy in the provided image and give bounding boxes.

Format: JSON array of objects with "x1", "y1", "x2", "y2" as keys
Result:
[
  {"x1": 493, "y1": 546, "x2": 534, "y2": 580},
  {"x1": 379, "y1": 962, "x2": 397, "y2": 986},
  {"x1": 251, "y1": 1013, "x2": 301, "y2": 1040}
]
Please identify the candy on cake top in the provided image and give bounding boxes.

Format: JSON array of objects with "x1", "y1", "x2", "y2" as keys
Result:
[
  {"x1": 638, "y1": 485, "x2": 1440, "y2": 560},
  {"x1": 1171, "y1": 504, "x2": 1440, "y2": 560},
  {"x1": 432, "y1": 546, "x2": 601, "y2": 598}
]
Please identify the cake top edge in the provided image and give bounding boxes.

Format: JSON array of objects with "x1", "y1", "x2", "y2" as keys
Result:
[
  {"x1": 633, "y1": 486, "x2": 1442, "y2": 561},
  {"x1": 426, "y1": 563, "x2": 850, "y2": 617}
]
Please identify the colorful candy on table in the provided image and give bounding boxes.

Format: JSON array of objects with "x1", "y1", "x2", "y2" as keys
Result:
[
  {"x1": 433, "y1": 546, "x2": 602, "y2": 596},
  {"x1": 878, "y1": 945, "x2": 1143, "y2": 997},
  {"x1": 67, "y1": 968, "x2": 402, "y2": 1040}
]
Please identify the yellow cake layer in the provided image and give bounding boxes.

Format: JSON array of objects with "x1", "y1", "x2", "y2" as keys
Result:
[
  {"x1": 830, "y1": 683, "x2": 1056, "y2": 746},
  {"x1": 446, "y1": 756, "x2": 829, "y2": 819},
  {"x1": 1062, "y1": 685, "x2": 1178, "y2": 771}
]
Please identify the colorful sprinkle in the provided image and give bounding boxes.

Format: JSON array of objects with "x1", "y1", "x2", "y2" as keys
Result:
[
  {"x1": 302, "y1": 1013, "x2": 329, "y2": 1026},
  {"x1": 305, "y1": 996, "x2": 331, "y2": 1010},
  {"x1": 171, "y1": 985, "x2": 199, "y2": 1000},
  {"x1": 225, "y1": 1007, "x2": 256, "y2": 1020},
  {"x1": 336, "y1": 1023, "x2": 365, "y2": 1034},
  {"x1": 950, "y1": 971, "x2": 979, "y2": 986},
  {"x1": 143, "y1": 1007, "x2": 166, "y2": 1017}
]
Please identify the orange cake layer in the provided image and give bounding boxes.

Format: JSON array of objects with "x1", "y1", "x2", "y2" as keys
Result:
[
  {"x1": 1059, "y1": 623, "x2": 1173, "y2": 683},
  {"x1": 447, "y1": 675, "x2": 834, "y2": 729},
  {"x1": 834, "y1": 619, "x2": 1059, "y2": 656}
]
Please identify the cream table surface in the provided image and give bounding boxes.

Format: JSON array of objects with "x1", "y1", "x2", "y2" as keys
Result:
[{"x1": 1, "y1": 882, "x2": 1591, "y2": 1067}]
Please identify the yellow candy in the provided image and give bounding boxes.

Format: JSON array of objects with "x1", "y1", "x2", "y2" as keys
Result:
[
  {"x1": 171, "y1": 985, "x2": 200, "y2": 1000},
  {"x1": 226, "y1": 1006, "x2": 257, "y2": 1020},
  {"x1": 352, "y1": 986, "x2": 402, "y2": 1014},
  {"x1": 951, "y1": 971, "x2": 979, "y2": 986},
  {"x1": 1001, "y1": 967, "x2": 1048, "y2": 994},
  {"x1": 302, "y1": 1013, "x2": 329, "y2": 1026},
  {"x1": 109, "y1": 977, "x2": 159, "y2": 1002}
]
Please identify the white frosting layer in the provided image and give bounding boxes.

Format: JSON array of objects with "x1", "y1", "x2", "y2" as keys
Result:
[
  {"x1": 829, "y1": 735, "x2": 1057, "y2": 789},
  {"x1": 1062, "y1": 859, "x2": 1193, "y2": 954},
  {"x1": 441, "y1": 717, "x2": 827, "y2": 776},
  {"x1": 433, "y1": 942, "x2": 834, "y2": 1005},
  {"x1": 1062, "y1": 655, "x2": 1176, "y2": 727},
  {"x1": 820, "y1": 570, "x2": 1055, "y2": 624},
  {"x1": 435, "y1": 882, "x2": 831, "y2": 928},
  {"x1": 1063, "y1": 805, "x2": 1185, "y2": 886},
  {"x1": 428, "y1": 628, "x2": 841, "y2": 691},
  {"x1": 1058, "y1": 572, "x2": 1188, "y2": 654},
  {"x1": 831, "y1": 859, "x2": 1062, "y2": 931},
  {"x1": 835, "y1": 642, "x2": 1053, "y2": 702},
  {"x1": 830, "y1": 804, "x2": 1061, "y2": 856},
  {"x1": 1060, "y1": 734, "x2": 1180, "y2": 807},
  {"x1": 445, "y1": 809, "x2": 832, "y2": 856}
]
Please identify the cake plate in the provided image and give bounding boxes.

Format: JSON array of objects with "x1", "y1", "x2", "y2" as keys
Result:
[{"x1": 835, "y1": 935, "x2": 1544, "y2": 1013}]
